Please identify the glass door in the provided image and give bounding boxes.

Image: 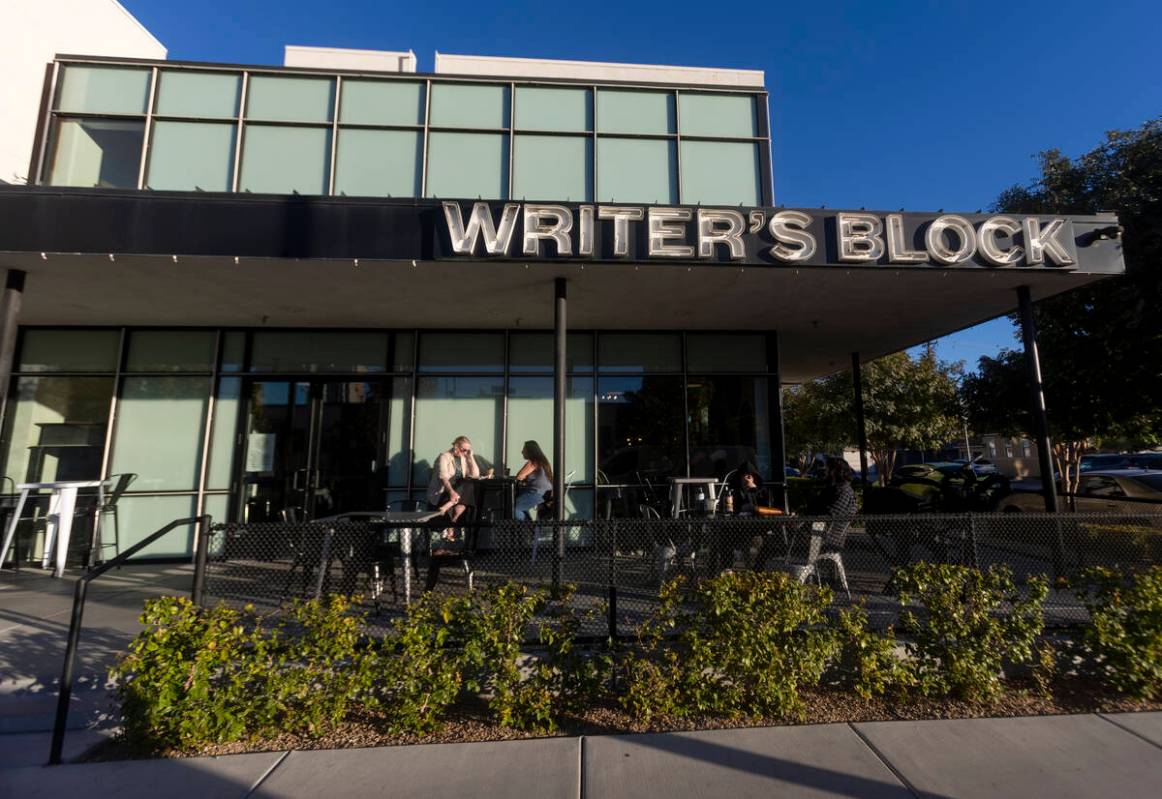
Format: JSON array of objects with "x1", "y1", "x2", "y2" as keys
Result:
[{"x1": 238, "y1": 379, "x2": 387, "y2": 522}]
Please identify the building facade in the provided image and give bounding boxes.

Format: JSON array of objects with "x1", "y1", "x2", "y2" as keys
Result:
[{"x1": 0, "y1": 46, "x2": 1126, "y2": 561}]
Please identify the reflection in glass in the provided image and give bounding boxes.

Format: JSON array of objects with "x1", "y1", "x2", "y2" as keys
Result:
[
  {"x1": 685, "y1": 334, "x2": 768, "y2": 373},
  {"x1": 686, "y1": 376, "x2": 771, "y2": 480},
  {"x1": 597, "y1": 375, "x2": 685, "y2": 486},
  {"x1": 250, "y1": 332, "x2": 387, "y2": 373},
  {"x1": 418, "y1": 333, "x2": 503, "y2": 373},
  {"x1": 114, "y1": 495, "x2": 197, "y2": 558},
  {"x1": 17, "y1": 330, "x2": 120, "y2": 373},
  {"x1": 56, "y1": 66, "x2": 150, "y2": 114},
  {"x1": 146, "y1": 121, "x2": 236, "y2": 192},
  {"x1": 412, "y1": 376, "x2": 503, "y2": 485},
  {"x1": 598, "y1": 334, "x2": 681, "y2": 373},
  {"x1": 246, "y1": 76, "x2": 335, "y2": 123},
  {"x1": 1, "y1": 377, "x2": 113, "y2": 484},
  {"x1": 596, "y1": 138, "x2": 677, "y2": 204},
  {"x1": 506, "y1": 377, "x2": 594, "y2": 483},
  {"x1": 109, "y1": 377, "x2": 211, "y2": 492},
  {"x1": 126, "y1": 330, "x2": 216, "y2": 372},
  {"x1": 49, "y1": 119, "x2": 143, "y2": 188},
  {"x1": 156, "y1": 71, "x2": 241, "y2": 118},
  {"x1": 508, "y1": 332, "x2": 593, "y2": 373}
]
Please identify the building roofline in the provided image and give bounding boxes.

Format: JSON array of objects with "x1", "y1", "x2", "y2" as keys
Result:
[{"x1": 104, "y1": 0, "x2": 166, "y2": 55}]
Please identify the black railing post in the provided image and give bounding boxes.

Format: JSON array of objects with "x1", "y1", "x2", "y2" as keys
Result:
[
  {"x1": 1017, "y1": 286, "x2": 1059, "y2": 514},
  {"x1": 551, "y1": 277, "x2": 567, "y2": 598},
  {"x1": 851, "y1": 352, "x2": 870, "y2": 486},
  {"x1": 48, "y1": 577, "x2": 87, "y2": 765},
  {"x1": 607, "y1": 520, "x2": 618, "y2": 642},
  {"x1": 192, "y1": 518, "x2": 212, "y2": 607}
]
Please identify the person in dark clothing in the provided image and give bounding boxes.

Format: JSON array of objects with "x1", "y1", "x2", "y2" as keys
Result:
[
  {"x1": 734, "y1": 462, "x2": 767, "y2": 516},
  {"x1": 805, "y1": 457, "x2": 857, "y2": 551}
]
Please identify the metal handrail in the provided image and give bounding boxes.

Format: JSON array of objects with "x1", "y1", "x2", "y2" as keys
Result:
[{"x1": 48, "y1": 515, "x2": 209, "y2": 766}]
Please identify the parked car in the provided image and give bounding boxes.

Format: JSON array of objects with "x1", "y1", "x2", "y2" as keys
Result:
[
  {"x1": 1001, "y1": 469, "x2": 1162, "y2": 513},
  {"x1": 1080, "y1": 453, "x2": 1135, "y2": 472},
  {"x1": 867, "y1": 461, "x2": 1012, "y2": 513}
]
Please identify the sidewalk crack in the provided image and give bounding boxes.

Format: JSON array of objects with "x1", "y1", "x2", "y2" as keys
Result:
[
  {"x1": 243, "y1": 749, "x2": 290, "y2": 798},
  {"x1": 846, "y1": 722, "x2": 923, "y2": 799},
  {"x1": 1095, "y1": 713, "x2": 1162, "y2": 751}
]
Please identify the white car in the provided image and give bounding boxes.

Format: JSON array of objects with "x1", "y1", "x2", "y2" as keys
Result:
[{"x1": 1002, "y1": 469, "x2": 1162, "y2": 513}]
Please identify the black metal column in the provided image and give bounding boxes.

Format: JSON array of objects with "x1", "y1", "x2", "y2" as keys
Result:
[
  {"x1": 766, "y1": 332, "x2": 788, "y2": 510},
  {"x1": 0, "y1": 270, "x2": 26, "y2": 430},
  {"x1": 552, "y1": 278, "x2": 566, "y2": 596},
  {"x1": 1018, "y1": 286, "x2": 1059, "y2": 513},
  {"x1": 851, "y1": 352, "x2": 870, "y2": 485}
]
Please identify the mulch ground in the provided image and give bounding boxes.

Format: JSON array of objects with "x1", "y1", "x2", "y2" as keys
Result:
[{"x1": 82, "y1": 676, "x2": 1162, "y2": 763}]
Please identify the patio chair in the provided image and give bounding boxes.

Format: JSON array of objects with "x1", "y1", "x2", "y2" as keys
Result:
[
  {"x1": 531, "y1": 470, "x2": 575, "y2": 565},
  {"x1": 790, "y1": 519, "x2": 851, "y2": 599},
  {"x1": 87, "y1": 473, "x2": 136, "y2": 566}
]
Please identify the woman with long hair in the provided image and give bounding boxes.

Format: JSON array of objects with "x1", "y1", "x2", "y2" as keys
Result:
[{"x1": 513, "y1": 440, "x2": 554, "y2": 520}]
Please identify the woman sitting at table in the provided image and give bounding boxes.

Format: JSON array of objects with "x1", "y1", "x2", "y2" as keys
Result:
[
  {"x1": 513, "y1": 440, "x2": 554, "y2": 520},
  {"x1": 426, "y1": 435, "x2": 480, "y2": 523}
]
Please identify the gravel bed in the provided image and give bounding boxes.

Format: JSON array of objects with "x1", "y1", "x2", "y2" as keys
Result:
[{"x1": 82, "y1": 676, "x2": 1162, "y2": 763}]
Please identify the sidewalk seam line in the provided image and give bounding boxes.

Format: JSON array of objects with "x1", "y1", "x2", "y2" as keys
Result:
[
  {"x1": 1095, "y1": 712, "x2": 1162, "y2": 751},
  {"x1": 578, "y1": 735, "x2": 585, "y2": 799},
  {"x1": 846, "y1": 722, "x2": 923, "y2": 799},
  {"x1": 243, "y1": 749, "x2": 290, "y2": 798}
]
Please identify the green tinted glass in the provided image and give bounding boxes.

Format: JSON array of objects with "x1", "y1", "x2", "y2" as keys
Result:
[
  {"x1": 239, "y1": 125, "x2": 330, "y2": 195},
  {"x1": 515, "y1": 87, "x2": 591, "y2": 131},
  {"x1": 597, "y1": 138, "x2": 676, "y2": 203},
  {"x1": 425, "y1": 132, "x2": 508, "y2": 199},
  {"x1": 18, "y1": 329, "x2": 121, "y2": 372},
  {"x1": 340, "y1": 80, "x2": 425, "y2": 125},
  {"x1": 678, "y1": 93, "x2": 758, "y2": 138},
  {"x1": 512, "y1": 135, "x2": 592, "y2": 201},
  {"x1": 126, "y1": 330, "x2": 217, "y2": 372},
  {"x1": 147, "y1": 121, "x2": 235, "y2": 192},
  {"x1": 596, "y1": 89, "x2": 674, "y2": 134},
  {"x1": 334, "y1": 129, "x2": 421, "y2": 197},
  {"x1": 49, "y1": 119, "x2": 143, "y2": 188},
  {"x1": 246, "y1": 75, "x2": 334, "y2": 122},
  {"x1": 680, "y1": 140, "x2": 761, "y2": 206},
  {"x1": 429, "y1": 84, "x2": 509, "y2": 129},
  {"x1": 56, "y1": 66, "x2": 150, "y2": 114},
  {"x1": 155, "y1": 71, "x2": 241, "y2": 118}
]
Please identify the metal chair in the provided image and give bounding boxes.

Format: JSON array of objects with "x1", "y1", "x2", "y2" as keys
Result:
[
  {"x1": 790, "y1": 521, "x2": 851, "y2": 599},
  {"x1": 87, "y1": 473, "x2": 136, "y2": 566},
  {"x1": 531, "y1": 471, "x2": 575, "y2": 565}
]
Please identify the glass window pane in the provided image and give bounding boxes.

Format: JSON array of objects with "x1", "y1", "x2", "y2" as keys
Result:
[
  {"x1": 1, "y1": 377, "x2": 113, "y2": 484},
  {"x1": 56, "y1": 65, "x2": 150, "y2": 115},
  {"x1": 506, "y1": 376, "x2": 594, "y2": 483},
  {"x1": 203, "y1": 493, "x2": 231, "y2": 530},
  {"x1": 429, "y1": 83, "x2": 509, "y2": 129},
  {"x1": 126, "y1": 331, "x2": 216, "y2": 372},
  {"x1": 340, "y1": 80, "x2": 424, "y2": 125},
  {"x1": 512, "y1": 135, "x2": 592, "y2": 202},
  {"x1": 687, "y1": 376, "x2": 771, "y2": 480},
  {"x1": 250, "y1": 332, "x2": 387, "y2": 373},
  {"x1": 49, "y1": 119, "x2": 143, "y2": 188},
  {"x1": 109, "y1": 376, "x2": 211, "y2": 491},
  {"x1": 334, "y1": 129, "x2": 421, "y2": 197},
  {"x1": 686, "y1": 334, "x2": 768, "y2": 373},
  {"x1": 412, "y1": 376, "x2": 503, "y2": 485},
  {"x1": 425, "y1": 132, "x2": 508, "y2": 199},
  {"x1": 598, "y1": 334, "x2": 681, "y2": 373},
  {"x1": 245, "y1": 75, "x2": 334, "y2": 123},
  {"x1": 508, "y1": 332, "x2": 593, "y2": 373},
  {"x1": 18, "y1": 330, "x2": 120, "y2": 372},
  {"x1": 515, "y1": 87, "x2": 591, "y2": 131},
  {"x1": 146, "y1": 121, "x2": 236, "y2": 192},
  {"x1": 155, "y1": 71, "x2": 241, "y2": 118},
  {"x1": 680, "y1": 140, "x2": 762, "y2": 206},
  {"x1": 205, "y1": 376, "x2": 240, "y2": 490},
  {"x1": 597, "y1": 89, "x2": 674, "y2": 134},
  {"x1": 387, "y1": 377, "x2": 412, "y2": 487},
  {"x1": 418, "y1": 333, "x2": 503, "y2": 373},
  {"x1": 115, "y1": 495, "x2": 198, "y2": 558},
  {"x1": 221, "y1": 331, "x2": 246, "y2": 372},
  {"x1": 597, "y1": 138, "x2": 676, "y2": 204},
  {"x1": 678, "y1": 93, "x2": 758, "y2": 138},
  {"x1": 597, "y1": 376, "x2": 685, "y2": 484},
  {"x1": 239, "y1": 125, "x2": 330, "y2": 195},
  {"x1": 391, "y1": 332, "x2": 415, "y2": 371}
]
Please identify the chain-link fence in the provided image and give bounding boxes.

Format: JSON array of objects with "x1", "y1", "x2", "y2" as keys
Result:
[{"x1": 198, "y1": 511, "x2": 1162, "y2": 639}]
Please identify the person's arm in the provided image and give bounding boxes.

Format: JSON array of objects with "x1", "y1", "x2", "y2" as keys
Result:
[
  {"x1": 438, "y1": 453, "x2": 459, "y2": 502},
  {"x1": 515, "y1": 461, "x2": 535, "y2": 481},
  {"x1": 464, "y1": 450, "x2": 481, "y2": 478}
]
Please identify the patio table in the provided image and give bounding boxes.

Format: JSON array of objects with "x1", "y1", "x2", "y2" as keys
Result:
[
  {"x1": 0, "y1": 480, "x2": 105, "y2": 578},
  {"x1": 669, "y1": 477, "x2": 720, "y2": 519},
  {"x1": 314, "y1": 510, "x2": 444, "y2": 604}
]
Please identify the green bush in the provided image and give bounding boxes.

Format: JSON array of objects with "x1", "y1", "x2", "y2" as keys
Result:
[
  {"x1": 830, "y1": 605, "x2": 913, "y2": 699},
  {"x1": 1074, "y1": 566, "x2": 1162, "y2": 699},
  {"x1": 893, "y1": 563, "x2": 1048, "y2": 701},
  {"x1": 111, "y1": 595, "x2": 372, "y2": 749},
  {"x1": 621, "y1": 571, "x2": 837, "y2": 721}
]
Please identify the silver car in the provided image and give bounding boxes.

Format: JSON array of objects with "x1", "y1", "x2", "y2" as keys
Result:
[{"x1": 1002, "y1": 469, "x2": 1162, "y2": 513}]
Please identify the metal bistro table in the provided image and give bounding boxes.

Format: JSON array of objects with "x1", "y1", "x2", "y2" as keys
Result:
[
  {"x1": 669, "y1": 477, "x2": 720, "y2": 519},
  {"x1": 315, "y1": 510, "x2": 445, "y2": 605},
  {"x1": 0, "y1": 480, "x2": 106, "y2": 577}
]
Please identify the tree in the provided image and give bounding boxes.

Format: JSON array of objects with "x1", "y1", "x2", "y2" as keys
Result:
[
  {"x1": 968, "y1": 117, "x2": 1162, "y2": 491},
  {"x1": 783, "y1": 350, "x2": 963, "y2": 484}
]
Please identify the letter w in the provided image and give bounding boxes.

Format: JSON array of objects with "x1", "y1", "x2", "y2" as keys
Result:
[{"x1": 442, "y1": 202, "x2": 519, "y2": 256}]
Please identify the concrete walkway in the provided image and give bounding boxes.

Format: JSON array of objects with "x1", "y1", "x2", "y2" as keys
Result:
[{"x1": 1, "y1": 713, "x2": 1160, "y2": 799}]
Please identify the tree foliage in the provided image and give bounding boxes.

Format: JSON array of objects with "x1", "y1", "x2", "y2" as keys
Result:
[
  {"x1": 965, "y1": 117, "x2": 1162, "y2": 489},
  {"x1": 783, "y1": 350, "x2": 962, "y2": 483}
]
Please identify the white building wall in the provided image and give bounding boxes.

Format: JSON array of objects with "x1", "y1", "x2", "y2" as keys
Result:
[
  {"x1": 435, "y1": 53, "x2": 764, "y2": 88},
  {"x1": 284, "y1": 45, "x2": 416, "y2": 73},
  {"x1": 0, "y1": 0, "x2": 165, "y2": 185}
]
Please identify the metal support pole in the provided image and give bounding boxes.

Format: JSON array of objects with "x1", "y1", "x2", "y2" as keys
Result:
[
  {"x1": 552, "y1": 278, "x2": 566, "y2": 597},
  {"x1": 192, "y1": 518, "x2": 212, "y2": 607},
  {"x1": 851, "y1": 352, "x2": 870, "y2": 485},
  {"x1": 1017, "y1": 286, "x2": 1059, "y2": 514},
  {"x1": 765, "y1": 333, "x2": 789, "y2": 510},
  {"x1": 49, "y1": 577, "x2": 87, "y2": 765},
  {"x1": 0, "y1": 270, "x2": 27, "y2": 431}
]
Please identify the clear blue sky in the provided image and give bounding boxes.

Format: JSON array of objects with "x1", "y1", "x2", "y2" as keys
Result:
[{"x1": 120, "y1": 0, "x2": 1161, "y2": 370}]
